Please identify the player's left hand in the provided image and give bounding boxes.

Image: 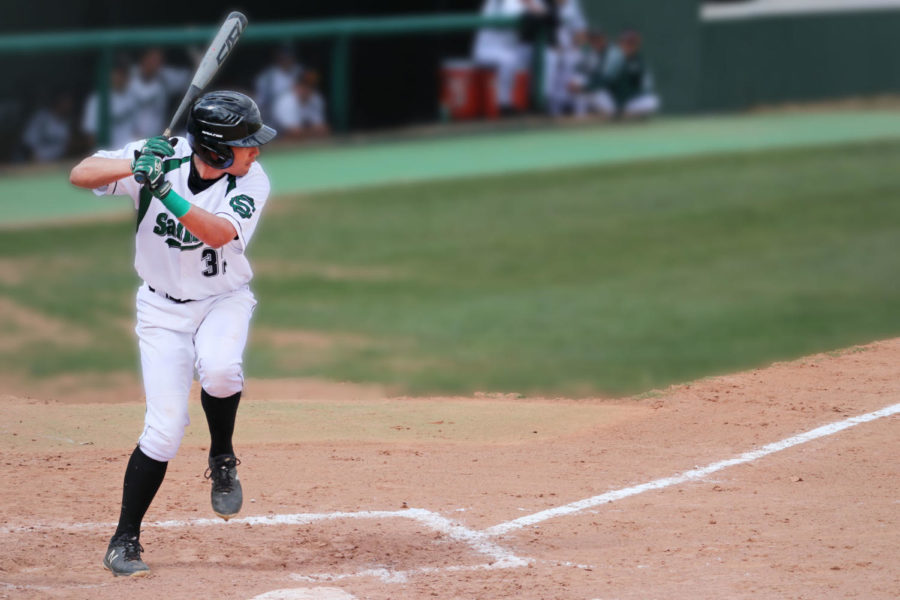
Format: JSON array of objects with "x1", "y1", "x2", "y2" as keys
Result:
[
  {"x1": 140, "y1": 136, "x2": 177, "y2": 159},
  {"x1": 132, "y1": 153, "x2": 172, "y2": 199}
]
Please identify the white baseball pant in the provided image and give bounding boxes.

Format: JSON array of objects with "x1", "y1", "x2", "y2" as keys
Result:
[
  {"x1": 134, "y1": 284, "x2": 257, "y2": 462},
  {"x1": 623, "y1": 94, "x2": 661, "y2": 118},
  {"x1": 573, "y1": 89, "x2": 616, "y2": 117}
]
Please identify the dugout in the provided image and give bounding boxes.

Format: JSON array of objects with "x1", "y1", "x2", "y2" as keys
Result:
[{"x1": 2, "y1": 1, "x2": 900, "y2": 162}]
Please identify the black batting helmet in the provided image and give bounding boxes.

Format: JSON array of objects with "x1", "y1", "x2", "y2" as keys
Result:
[{"x1": 187, "y1": 91, "x2": 277, "y2": 169}]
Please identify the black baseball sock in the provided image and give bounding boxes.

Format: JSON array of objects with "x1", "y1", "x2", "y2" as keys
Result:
[
  {"x1": 201, "y1": 389, "x2": 241, "y2": 458},
  {"x1": 113, "y1": 446, "x2": 168, "y2": 538}
]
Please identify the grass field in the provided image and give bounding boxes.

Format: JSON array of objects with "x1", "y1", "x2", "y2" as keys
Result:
[{"x1": 4, "y1": 139, "x2": 900, "y2": 396}]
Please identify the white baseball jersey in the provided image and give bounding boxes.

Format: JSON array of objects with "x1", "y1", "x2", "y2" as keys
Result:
[
  {"x1": 92, "y1": 137, "x2": 270, "y2": 301},
  {"x1": 473, "y1": 0, "x2": 529, "y2": 58}
]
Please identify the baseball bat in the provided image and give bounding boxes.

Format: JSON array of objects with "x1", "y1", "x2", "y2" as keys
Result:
[{"x1": 135, "y1": 11, "x2": 248, "y2": 183}]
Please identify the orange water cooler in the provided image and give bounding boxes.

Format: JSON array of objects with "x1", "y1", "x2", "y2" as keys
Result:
[{"x1": 440, "y1": 60, "x2": 531, "y2": 120}]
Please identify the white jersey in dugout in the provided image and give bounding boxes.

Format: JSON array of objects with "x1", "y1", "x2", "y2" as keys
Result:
[{"x1": 92, "y1": 137, "x2": 270, "y2": 301}]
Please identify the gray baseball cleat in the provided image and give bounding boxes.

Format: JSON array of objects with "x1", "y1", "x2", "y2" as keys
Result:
[
  {"x1": 102, "y1": 533, "x2": 150, "y2": 577},
  {"x1": 206, "y1": 454, "x2": 242, "y2": 520}
]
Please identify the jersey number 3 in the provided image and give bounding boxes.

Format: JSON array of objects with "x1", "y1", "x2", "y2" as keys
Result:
[{"x1": 202, "y1": 249, "x2": 226, "y2": 277}]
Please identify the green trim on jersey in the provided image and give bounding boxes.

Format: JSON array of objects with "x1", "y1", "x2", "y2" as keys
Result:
[
  {"x1": 136, "y1": 156, "x2": 191, "y2": 231},
  {"x1": 164, "y1": 155, "x2": 191, "y2": 173},
  {"x1": 226, "y1": 174, "x2": 237, "y2": 194},
  {"x1": 136, "y1": 187, "x2": 153, "y2": 232}
]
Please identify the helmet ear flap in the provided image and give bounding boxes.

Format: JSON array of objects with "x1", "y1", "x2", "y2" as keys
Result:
[{"x1": 187, "y1": 132, "x2": 234, "y2": 169}]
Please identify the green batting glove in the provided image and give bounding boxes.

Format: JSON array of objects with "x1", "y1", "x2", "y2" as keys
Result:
[
  {"x1": 140, "y1": 135, "x2": 176, "y2": 158},
  {"x1": 132, "y1": 153, "x2": 172, "y2": 199}
]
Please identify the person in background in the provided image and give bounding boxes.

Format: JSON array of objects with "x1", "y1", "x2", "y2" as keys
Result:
[
  {"x1": 254, "y1": 44, "x2": 304, "y2": 124},
  {"x1": 127, "y1": 47, "x2": 192, "y2": 139},
  {"x1": 21, "y1": 91, "x2": 74, "y2": 162},
  {"x1": 607, "y1": 30, "x2": 660, "y2": 119},
  {"x1": 272, "y1": 70, "x2": 330, "y2": 139},
  {"x1": 82, "y1": 56, "x2": 137, "y2": 150},
  {"x1": 544, "y1": 0, "x2": 588, "y2": 116},
  {"x1": 551, "y1": 0, "x2": 586, "y2": 52},
  {"x1": 568, "y1": 29, "x2": 621, "y2": 119},
  {"x1": 472, "y1": 0, "x2": 546, "y2": 116}
]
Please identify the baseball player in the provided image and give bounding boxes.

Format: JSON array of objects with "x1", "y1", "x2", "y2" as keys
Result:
[
  {"x1": 569, "y1": 29, "x2": 622, "y2": 118},
  {"x1": 473, "y1": 0, "x2": 546, "y2": 115},
  {"x1": 608, "y1": 30, "x2": 660, "y2": 118},
  {"x1": 69, "y1": 90, "x2": 276, "y2": 577}
]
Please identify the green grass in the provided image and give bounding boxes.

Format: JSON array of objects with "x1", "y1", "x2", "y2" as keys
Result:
[{"x1": 4, "y1": 140, "x2": 900, "y2": 396}]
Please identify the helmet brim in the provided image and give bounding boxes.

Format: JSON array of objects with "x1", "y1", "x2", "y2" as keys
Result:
[{"x1": 226, "y1": 124, "x2": 277, "y2": 147}]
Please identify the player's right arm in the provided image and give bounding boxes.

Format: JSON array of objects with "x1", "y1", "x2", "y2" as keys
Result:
[
  {"x1": 69, "y1": 156, "x2": 132, "y2": 189},
  {"x1": 70, "y1": 138, "x2": 171, "y2": 197}
]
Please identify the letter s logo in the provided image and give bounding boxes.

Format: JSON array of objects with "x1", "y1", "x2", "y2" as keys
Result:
[{"x1": 229, "y1": 195, "x2": 256, "y2": 219}]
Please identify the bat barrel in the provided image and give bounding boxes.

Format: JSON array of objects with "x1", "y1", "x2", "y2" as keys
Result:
[
  {"x1": 134, "y1": 13, "x2": 247, "y2": 187},
  {"x1": 226, "y1": 12, "x2": 248, "y2": 27}
]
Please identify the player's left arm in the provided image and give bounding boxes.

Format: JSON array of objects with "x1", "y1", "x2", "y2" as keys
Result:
[{"x1": 178, "y1": 207, "x2": 237, "y2": 249}]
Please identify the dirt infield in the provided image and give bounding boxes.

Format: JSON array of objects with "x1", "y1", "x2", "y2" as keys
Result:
[{"x1": 1, "y1": 341, "x2": 898, "y2": 599}]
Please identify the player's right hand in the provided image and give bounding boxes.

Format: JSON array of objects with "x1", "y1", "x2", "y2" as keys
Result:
[
  {"x1": 132, "y1": 153, "x2": 172, "y2": 199},
  {"x1": 140, "y1": 136, "x2": 176, "y2": 158}
]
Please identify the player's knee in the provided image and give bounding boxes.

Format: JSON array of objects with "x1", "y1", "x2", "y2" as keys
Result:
[
  {"x1": 198, "y1": 360, "x2": 243, "y2": 398},
  {"x1": 139, "y1": 425, "x2": 186, "y2": 462}
]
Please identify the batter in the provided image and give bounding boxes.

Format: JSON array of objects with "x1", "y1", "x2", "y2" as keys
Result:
[{"x1": 69, "y1": 90, "x2": 276, "y2": 577}]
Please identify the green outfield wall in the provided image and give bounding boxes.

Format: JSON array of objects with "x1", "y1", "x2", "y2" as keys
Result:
[
  {"x1": 581, "y1": 0, "x2": 701, "y2": 114},
  {"x1": 699, "y1": 10, "x2": 900, "y2": 110},
  {"x1": 582, "y1": 1, "x2": 900, "y2": 113}
]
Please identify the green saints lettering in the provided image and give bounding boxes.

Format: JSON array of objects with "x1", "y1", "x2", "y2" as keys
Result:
[
  {"x1": 153, "y1": 212, "x2": 168, "y2": 235},
  {"x1": 151, "y1": 212, "x2": 202, "y2": 251},
  {"x1": 229, "y1": 194, "x2": 256, "y2": 219}
]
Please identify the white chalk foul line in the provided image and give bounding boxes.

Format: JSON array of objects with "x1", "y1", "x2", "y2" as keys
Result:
[
  {"x1": 0, "y1": 510, "x2": 410, "y2": 536},
  {"x1": 402, "y1": 508, "x2": 528, "y2": 567},
  {"x1": 2, "y1": 402, "x2": 895, "y2": 587},
  {"x1": 0, "y1": 508, "x2": 526, "y2": 570},
  {"x1": 484, "y1": 402, "x2": 900, "y2": 536},
  {"x1": 0, "y1": 581, "x2": 111, "y2": 593}
]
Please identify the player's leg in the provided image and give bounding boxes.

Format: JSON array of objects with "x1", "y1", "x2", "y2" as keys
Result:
[
  {"x1": 542, "y1": 47, "x2": 558, "y2": 113},
  {"x1": 552, "y1": 49, "x2": 580, "y2": 117},
  {"x1": 589, "y1": 89, "x2": 617, "y2": 119},
  {"x1": 623, "y1": 93, "x2": 661, "y2": 119},
  {"x1": 104, "y1": 288, "x2": 196, "y2": 576},
  {"x1": 492, "y1": 48, "x2": 519, "y2": 114},
  {"x1": 194, "y1": 287, "x2": 257, "y2": 520},
  {"x1": 545, "y1": 48, "x2": 569, "y2": 117},
  {"x1": 568, "y1": 70, "x2": 591, "y2": 117},
  {"x1": 103, "y1": 448, "x2": 166, "y2": 577}
]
